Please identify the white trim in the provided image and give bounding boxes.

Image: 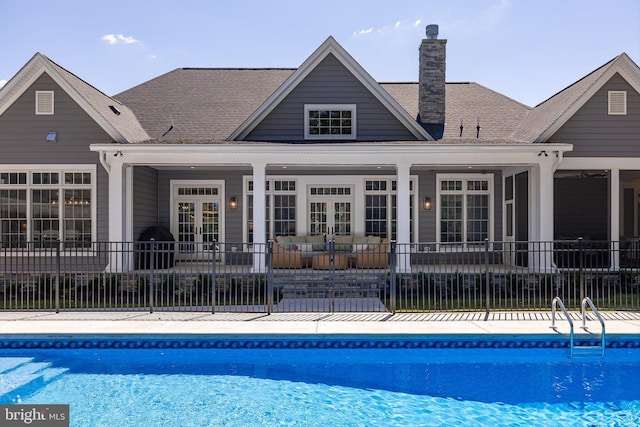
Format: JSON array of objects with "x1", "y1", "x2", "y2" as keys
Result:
[
  {"x1": 304, "y1": 104, "x2": 356, "y2": 140},
  {"x1": 243, "y1": 174, "x2": 418, "y2": 243},
  {"x1": 559, "y1": 157, "x2": 640, "y2": 170},
  {"x1": 90, "y1": 142, "x2": 574, "y2": 168},
  {"x1": 169, "y1": 179, "x2": 226, "y2": 247},
  {"x1": 125, "y1": 166, "x2": 133, "y2": 243},
  {"x1": 435, "y1": 173, "x2": 494, "y2": 246},
  {"x1": 0, "y1": 164, "x2": 97, "y2": 253}
]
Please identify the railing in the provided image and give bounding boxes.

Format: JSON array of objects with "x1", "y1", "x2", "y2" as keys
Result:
[
  {"x1": 551, "y1": 297, "x2": 574, "y2": 357},
  {"x1": 581, "y1": 297, "x2": 606, "y2": 356},
  {"x1": 1, "y1": 238, "x2": 638, "y2": 313}
]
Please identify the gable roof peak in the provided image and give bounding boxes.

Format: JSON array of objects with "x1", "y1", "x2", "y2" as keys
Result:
[
  {"x1": 0, "y1": 52, "x2": 149, "y2": 143},
  {"x1": 230, "y1": 36, "x2": 433, "y2": 141},
  {"x1": 514, "y1": 52, "x2": 640, "y2": 143}
]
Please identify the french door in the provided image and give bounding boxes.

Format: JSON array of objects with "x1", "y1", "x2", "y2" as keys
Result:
[
  {"x1": 308, "y1": 195, "x2": 352, "y2": 238},
  {"x1": 172, "y1": 183, "x2": 222, "y2": 260}
]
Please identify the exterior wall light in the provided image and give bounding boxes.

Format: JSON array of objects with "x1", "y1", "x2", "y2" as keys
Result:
[
  {"x1": 229, "y1": 197, "x2": 238, "y2": 210},
  {"x1": 423, "y1": 197, "x2": 432, "y2": 210}
]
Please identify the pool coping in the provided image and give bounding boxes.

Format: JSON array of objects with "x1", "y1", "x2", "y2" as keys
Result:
[{"x1": 0, "y1": 311, "x2": 638, "y2": 337}]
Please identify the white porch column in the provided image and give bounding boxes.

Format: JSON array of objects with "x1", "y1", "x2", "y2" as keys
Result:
[
  {"x1": 252, "y1": 161, "x2": 267, "y2": 272},
  {"x1": 106, "y1": 160, "x2": 128, "y2": 272},
  {"x1": 610, "y1": 168, "x2": 620, "y2": 269},
  {"x1": 530, "y1": 159, "x2": 555, "y2": 272},
  {"x1": 395, "y1": 162, "x2": 411, "y2": 272}
]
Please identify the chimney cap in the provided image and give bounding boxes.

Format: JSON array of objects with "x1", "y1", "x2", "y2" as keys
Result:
[{"x1": 425, "y1": 24, "x2": 439, "y2": 39}]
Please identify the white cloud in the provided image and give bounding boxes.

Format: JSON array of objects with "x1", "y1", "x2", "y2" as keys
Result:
[
  {"x1": 147, "y1": 54, "x2": 157, "y2": 60},
  {"x1": 353, "y1": 19, "x2": 423, "y2": 38},
  {"x1": 102, "y1": 34, "x2": 139, "y2": 45},
  {"x1": 0, "y1": 79, "x2": 7, "y2": 89},
  {"x1": 354, "y1": 27, "x2": 375, "y2": 36}
]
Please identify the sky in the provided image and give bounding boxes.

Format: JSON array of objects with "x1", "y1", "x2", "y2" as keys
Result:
[{"x1": 1, "y1": 0, "x2": 639, "y2": 107}]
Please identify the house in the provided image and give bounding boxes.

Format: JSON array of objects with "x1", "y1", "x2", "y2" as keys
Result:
[{"x1": 1, "y1": 25, "x2": 639, "y2": 273}]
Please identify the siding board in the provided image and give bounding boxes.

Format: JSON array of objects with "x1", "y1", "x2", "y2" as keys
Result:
[
  {"x1": 247, "y1": 54, "x2": 417, "y2": 142},
  {"x1": 0, "y1": 73, "x2": 113, "y2": 242},
  {"x1": 549, "y1": 74, "x2": 640, "y2": 157}
]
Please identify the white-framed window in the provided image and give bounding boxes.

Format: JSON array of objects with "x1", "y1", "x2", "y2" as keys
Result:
[
  {"x1": 364, "y1": 178, "x2": 416, "y2": 242},
  {"x1": 437, "y1": 173, "x2": 493, "y2": 246},
  {"x1": 35, "y1": 91, "x2": 54, "y2": 115},
  {"x1": 243, "y1": 175, "x2": 418, "y2": 243},
  {"x1": 245, "y1": 178, "x2": 297, "y2": 243},
  {"x1": 608, "y1": 91, "x2": 627, "y2": 115},
  {"x1": 304, "y1": 104, "x2": 356, "y2": 140},
  {"x1": 0, "y1": 166, "x2": 96, "y2": 250}
]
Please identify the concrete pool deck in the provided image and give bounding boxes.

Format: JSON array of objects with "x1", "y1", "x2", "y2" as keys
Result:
[{"x1": 0, "y1": 311, "x2": 638, "y2": 336}]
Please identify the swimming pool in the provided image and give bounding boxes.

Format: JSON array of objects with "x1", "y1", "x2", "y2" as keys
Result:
[{"x1": 1, "y1": 335, "x2": 639, "y2": 426}]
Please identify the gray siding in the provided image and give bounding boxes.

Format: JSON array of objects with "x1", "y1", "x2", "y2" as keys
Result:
[
  {"x1": 549, "y1": 74, "x2": 640, "y2": 157},
  {"x1": 417, "y1": 170, "x2": 437, "y2": 241},
  {"x1": 0, "y1": 73, "x2": 113, "y2": 241},
  {"x1": 247, "y1": 54, "x2": 417, "y2": 142},
  {"x1": 132, "y1": 166, "x2": 159, "y2": 239},
  {"x1": 156, "y1": 169, "x2": 250, "y2": 242}
]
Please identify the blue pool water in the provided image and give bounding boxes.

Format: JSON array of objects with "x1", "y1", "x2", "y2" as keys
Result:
[{"x1": 0, "y1": 336, "x2": 639, "y2": 426}]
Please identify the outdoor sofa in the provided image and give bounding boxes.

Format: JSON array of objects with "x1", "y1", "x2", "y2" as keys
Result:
[{"x1": 272, "y1": 235, "x2": 389, "y2": 269}]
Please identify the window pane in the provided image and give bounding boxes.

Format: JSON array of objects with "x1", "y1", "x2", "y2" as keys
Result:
[
  {"x1": 273, "y1": 195, "x2": 296, "y2": 236},
  {"x1": 32, "y1": 189, "x2": 59, "y2": 243},
  {"x1": 307, "y1": 107, "x2": 354, "y2": 138},
  {"x1": 466, "y1": 194, "x2": 489, "y2": 242},
  {"x1": 63, "y1": 189, "x2": 92, "y2": 247},
  {"x1": 33, "y1": 172, "x2": 59, "y2": 185},
  {"x1": 0, "y1": 189, "x2": 27, "y2": 248},
  {"x1": 440, "y1": 195, "x2": 463, "y2": 243},
  {"x1": 365, "y1": 195, "x2": 387, "y2": 237}
]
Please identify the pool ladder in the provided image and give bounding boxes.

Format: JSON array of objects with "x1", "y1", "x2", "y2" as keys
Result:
[{"x1": 551, "y1": 297, "x2": 606, "y2": 358}]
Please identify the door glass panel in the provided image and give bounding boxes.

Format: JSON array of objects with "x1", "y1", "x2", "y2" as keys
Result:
[
  {"x1": 309, "y1": 202, "x2": 327, "y2": 236},
  {"x1": 177, "y1": 202, "x2": 195, "y2": 253},
  {"x1": 201, "y1": 201, "x2": 219, "y2": 250},
  {"x1": 334, "y1": 202, "x2": 351, "y2": 235}
]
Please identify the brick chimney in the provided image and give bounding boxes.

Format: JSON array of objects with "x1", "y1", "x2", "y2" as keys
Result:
[{"x1": 418, "y1": 24, "x2": 446, "y2": 138}]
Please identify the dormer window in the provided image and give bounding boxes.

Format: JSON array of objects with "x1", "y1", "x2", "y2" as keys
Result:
[
  {"x1": 608, "y1": 91, "x2": 627, "y2": 115},
  {"x1": 304, "y1": 104, "x2": 356, "y2": 140},
  {"x1": 35, "y1": 91, "x2": 54, "y2": 115}
]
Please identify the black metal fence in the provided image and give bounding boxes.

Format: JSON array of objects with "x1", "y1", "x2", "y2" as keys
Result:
[{"x1": 1, "y1": 239, "x2": 638, "y2": 313}]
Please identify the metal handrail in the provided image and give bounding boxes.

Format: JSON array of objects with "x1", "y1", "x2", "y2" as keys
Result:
[
  {"x1": 581, "y1": 297, "x2": 606, "y2": 356},
  {"x1": 551, "y1": 297, "x2": 574, "y2": 358}
]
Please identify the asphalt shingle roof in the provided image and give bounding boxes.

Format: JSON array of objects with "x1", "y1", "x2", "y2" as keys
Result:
[
  {"x1": 115, "y1": 68, "x2": 296, "y2": 141},
  {"x1": 512, "y1": 56, "x2": 615, "y2": 142},
  {"x1": 110, "y1": 53, "x2": 632, "y2": 145},
  {"x1": 116, "y1": 71, "x2": 532, "y2": 144},
  {"x1": 44, "y1": 55, "x2": 150, "y2": 143}
]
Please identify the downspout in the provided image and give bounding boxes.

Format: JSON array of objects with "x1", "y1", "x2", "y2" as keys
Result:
[
  {"x1": 99, "y1": 151, "x2": 111, "y2": 175},
  {"x1": 550, "y1": 149, "x2": 564, "y2": 272},
  {"x1": 551, "y1": 150, "x2": 564, "y2": 172}
]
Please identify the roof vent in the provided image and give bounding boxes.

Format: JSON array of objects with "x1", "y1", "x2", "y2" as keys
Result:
[
  {"x1": 109, "y1": 105, "x2": 121, "y2": 116},
  {"x1": 425, "y1": 24, "x2": 439, "y2": 39}
]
